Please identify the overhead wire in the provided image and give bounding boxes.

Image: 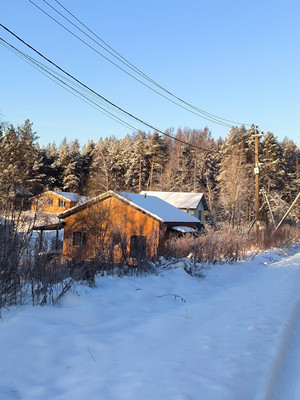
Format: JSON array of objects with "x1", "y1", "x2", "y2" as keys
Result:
[
  {"x1": 0, "y1": 24, "x2": 246, "y2": 155},
  {"x1": 28, "y1": 0, "x2": 233, "y2": 128},
  {"x1": 52, "y1": 0, "x2": 249, "y2": 126},
  {"x1": 0, "y1": 38, "x2": 140, "y2": 132},
  {"x1": 26, "y1": 0, "x2": 247, "y2": 128}
]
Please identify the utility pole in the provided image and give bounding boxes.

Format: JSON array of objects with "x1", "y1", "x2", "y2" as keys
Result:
[{"x1": 253, "y1": 125, "x2": 262, "y2": 243}]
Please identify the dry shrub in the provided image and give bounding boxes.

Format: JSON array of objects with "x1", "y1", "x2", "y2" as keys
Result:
[
  {"x1": 28, "y1": 255, "x2": 79, "y2": 305},
  {"x1": 256, "y1": 225, "x2": 300, "y2": 250},
  {"x1": 163, "y1": 228, "x2": 248, "y2": 264},
  {"x1": 218, "y1": 228, "x2": 248, "y2": 262},
  {"x1": 163, "y1": 234, "x2": 195, "y2": 260}
]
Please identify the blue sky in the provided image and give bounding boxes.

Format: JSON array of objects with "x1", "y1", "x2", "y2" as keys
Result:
[{"x1": 1, "y1": 0, "x2": 299, "y2": 147}]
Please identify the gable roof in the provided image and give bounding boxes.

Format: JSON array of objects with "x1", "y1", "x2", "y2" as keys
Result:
[
  {"x1": 32, "y1": 191, "x2": 87, "y2": 204},
  {"x1": 55, "y1": 191, "x2": 88, "y2": 204},
  {"x1": 59, "y1": 191, "x2": 200, "y2": 224},
  {"x1": 140, "y1": 191, "x2": 208, "y2": 210}
]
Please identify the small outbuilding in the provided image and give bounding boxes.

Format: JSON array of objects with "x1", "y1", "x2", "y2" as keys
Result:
[{"x1": 140, "y1": 191, "x2": 208, "y2": 225}]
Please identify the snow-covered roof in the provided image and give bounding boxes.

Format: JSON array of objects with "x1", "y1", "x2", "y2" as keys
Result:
[
  {"x1": 32, "y1": 191, "x2": 86, "y2": 203},
  {"x1": 59, "y1": 191, "x2": 200, "y2": 224},
  {"x1": 20, "y1": 211, "x2": 62, "y2": 227},
  {"x1": 140, "y1": 191, "x2": 207, "y2": 210},
  {"x1": 55, "y1": 192, "x2": 85, "y2": 203},
  {"x1": 119, "y1": 192, "x2": 200, "y2": 223}
]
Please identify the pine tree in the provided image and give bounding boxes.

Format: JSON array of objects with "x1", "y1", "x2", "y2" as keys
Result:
[
  {"x1": 279, "y1": 138, "x2": 300, "y2": 220},
  {"x1": 88, "y1": 136, "x2": 129, "y2": 195},
  {"x1": 80, "y1": 140, "x2": 95, "y2": 194},
  {"x1": 144, "y1": 132, "x2": 167, "y2": 190},
  {"x1": 17, "y1": 119, "x2": 43, "y2": 194},
  {"x1": 0, "y1": 120, "x2": 40, "y2": 194},
  {"x1": 124, "y1": 132, "x2": 148, "y2": 192},
  {"x1": 38, "y1": 142, "x2": 59, "y2": 190},
  {"x1": 53, "y1": 139, "x2": 81, "y2": 192}
]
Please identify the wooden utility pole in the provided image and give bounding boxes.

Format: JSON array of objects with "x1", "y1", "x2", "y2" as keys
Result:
[{"x1": 253, "y1": 125, "x2": 261, "y2": 242}]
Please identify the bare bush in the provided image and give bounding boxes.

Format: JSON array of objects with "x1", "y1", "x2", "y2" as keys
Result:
[
  {"x1": 255, "y1": 225, "x2": 300, "y2": 250},
  {"x1": 218, "y1": 228, "x2": 248, "y2": 262},
  {"x1": 163, "y1": 227, "x2": 248, "y2": 265}
]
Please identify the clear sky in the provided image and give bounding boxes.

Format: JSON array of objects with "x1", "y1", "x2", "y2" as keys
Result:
[{"x1": 1, "y1": 0, "x2": 299, "y2": 147}]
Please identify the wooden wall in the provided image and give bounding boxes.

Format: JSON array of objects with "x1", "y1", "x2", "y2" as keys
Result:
[
  {"x1": 62, "y1": 196, "x2": 160, "y2": 261},
  {"x1": 31, "y1": 193, "x2": 76, "y2": 214}
]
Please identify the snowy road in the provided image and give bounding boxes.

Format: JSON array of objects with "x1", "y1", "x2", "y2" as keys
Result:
[
  {"x1": 263, "y1": 297, "x2": 300, "y2": 400},
  {"x1": 1, "y1": 246, "x2": 300, "y2": 400}
]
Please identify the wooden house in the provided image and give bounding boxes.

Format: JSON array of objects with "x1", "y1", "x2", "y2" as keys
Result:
[
  {"x1": 31, "y1": 191, "x2": 87, "y2": 214},
  {"x1": 140, "y1": 191, "x2": 208, "y2": 225},
  {"x1": 58, "y1": 191, "x2": 200, "y2": 261}
]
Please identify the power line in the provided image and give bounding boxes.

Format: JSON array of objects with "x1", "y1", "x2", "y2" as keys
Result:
[
  {"x1": 0, "y1": 24, "x2": 245, "y2": 155},
  {"x1": 26, "y1": 0, "x2": 248, "y2": 128},
  {"x1": 0, "y1": 38, "x2": 140, "y2": 132},
  {"x1": 27, "y1": 0, "x2": 231, "y2": 128}
]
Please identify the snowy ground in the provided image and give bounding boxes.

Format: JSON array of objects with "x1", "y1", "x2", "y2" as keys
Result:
[{"x1": 1, "y1": 245, "x2": 300, "y2": 400}]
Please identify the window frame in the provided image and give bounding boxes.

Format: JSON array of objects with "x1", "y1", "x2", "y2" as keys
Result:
[
  {"x1": 72, "y1": 231, "x2": 87, "y2": 247},
  {"x1": 58, "y1": 198, "x2": 66, "y2": 208}
]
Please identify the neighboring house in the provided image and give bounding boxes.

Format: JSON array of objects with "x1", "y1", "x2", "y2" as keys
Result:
[
  {"x1": 140, "y1": 191, "x2": 208, "y2": 225},
  {"x1": 58, "y1": 190, "x2": 201, "y2": 261},
  {"x1": 29, "y1": 191, "x2": 87, "y2": 251},
  {"x1": 31, "y1": 191, "x2": 87, "y2": 214}
]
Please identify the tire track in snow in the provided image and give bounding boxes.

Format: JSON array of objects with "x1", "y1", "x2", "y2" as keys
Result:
[{"x1": 259, "y1": 297, "x2": 300, "y2": 400}]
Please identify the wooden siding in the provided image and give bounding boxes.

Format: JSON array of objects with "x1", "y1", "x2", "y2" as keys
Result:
[
  {"x1": 31, "y1": 193, "x2": 76, "y2": 214},
  {"x1": 179, "y1": 202, "x2": 206, "y2": 224},
  {"x1": 62, "y1": 196, "x2": 160, "y2": 261}
]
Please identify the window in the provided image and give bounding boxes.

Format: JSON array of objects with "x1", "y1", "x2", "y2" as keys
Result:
[
  {"x1": 48, "y1": 198, "x2": 53, "y2": 207},
  {"x1": 58, "y1": 199, "x2": 66, "y2": 207},
  {"x1": 197, "y1": 210, "x2": 202, "y2": 221},
  {"x1": 73, "y1": 232, "x2": 87, "y2": 247},
  {"x1": 112, "y1": 231, "x2": 122, "y2": 246},
  {"x1": 130, "y1": 235, "x2": 147, "y2": 260}
]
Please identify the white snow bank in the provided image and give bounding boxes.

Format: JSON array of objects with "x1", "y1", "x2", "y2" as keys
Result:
[{"x1": 0, "y1": 246, "x2": 300, "y2": 400}]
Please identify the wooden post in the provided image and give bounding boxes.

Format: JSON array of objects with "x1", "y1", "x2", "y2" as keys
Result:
[
  {"x1": 55, "y1": 227, "x2": 59, "y2": 252},
  {"x1": 39, "y1": 229, "x2": 43, "y2": 252},
  {"x1": 253, "y1": 127, "x2": 260, "y2": 243}
]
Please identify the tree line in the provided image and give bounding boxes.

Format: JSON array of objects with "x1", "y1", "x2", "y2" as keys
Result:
[{"x1": 0, "y1": 119, "x2": 299, "y2": 228}]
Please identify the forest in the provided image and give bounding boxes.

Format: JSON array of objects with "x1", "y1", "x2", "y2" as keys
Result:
[
  {"x1": 0, "y1": 118, "x2": 299, "y2": 229},
  {"x1": 0, "y1": 117, "x2": 299, "y2": 308}
]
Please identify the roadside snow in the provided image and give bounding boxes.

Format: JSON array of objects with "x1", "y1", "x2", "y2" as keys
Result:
[{"x1": 1, "y1": 246, "x2": 300, "y2": 400}]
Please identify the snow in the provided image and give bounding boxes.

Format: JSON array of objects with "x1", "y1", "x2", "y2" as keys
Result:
[
  {"x1": 1, "y1": 246, "x2": 300, "y2": 399},
  {"x1": 56, "y1": 191, "x2": 87, "y2": 203},
  {"x1": 171, "y1": 226, "x2": 197, "y2": 233},
  {"x1": 120, "y1": 192, "x2": 200, "y2": 223},
  {"x1": 140, "y1": 191, "x2": 206, "y2": 210}
]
